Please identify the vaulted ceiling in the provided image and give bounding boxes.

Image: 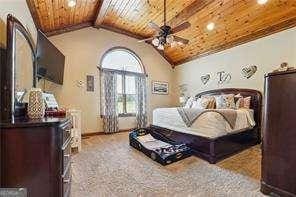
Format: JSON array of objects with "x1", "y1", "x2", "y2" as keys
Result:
[{"x1": 26, "y1": 0, "x2": 296, "y2": 66}]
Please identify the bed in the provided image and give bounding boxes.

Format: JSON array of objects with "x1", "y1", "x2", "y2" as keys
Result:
[{"x1": 150, "y1": 88, "x2": 262, "y2": 164}]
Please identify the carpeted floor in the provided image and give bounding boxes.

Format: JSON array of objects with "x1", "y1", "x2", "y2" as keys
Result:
[{"x1": 71, "y1": 132, "x2": 265, "y2": 197}]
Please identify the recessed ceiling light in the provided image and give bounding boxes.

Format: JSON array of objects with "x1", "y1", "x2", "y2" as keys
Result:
[
  {"x1": 68, "y1": 0, "x2": 76, "y2": 7},
  {"x1": 206, "y1": 22, "x2": 215, "y2": 31},
  {"x1": 257, "y1": 0, "x2": 268, "y2": 5}
]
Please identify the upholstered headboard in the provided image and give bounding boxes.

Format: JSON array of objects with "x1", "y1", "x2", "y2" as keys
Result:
[{"x1": 195, "y1": 88, "x2": 263, "y2": 130}]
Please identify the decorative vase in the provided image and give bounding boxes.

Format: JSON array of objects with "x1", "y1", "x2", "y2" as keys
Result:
[{"x1": 27, "y1": 88, "x2": 45, "y2": 119}]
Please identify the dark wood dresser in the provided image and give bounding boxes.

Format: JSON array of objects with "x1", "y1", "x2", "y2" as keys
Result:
[
  {"x1": 0, "y1": 117, "x2": 72, "y2": 197},
  {"x1": 261, "y1": 70, "x2": 296, "y2": 197}
]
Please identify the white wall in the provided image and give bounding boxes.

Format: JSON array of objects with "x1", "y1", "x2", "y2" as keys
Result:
[
  {"x1": 175, "y1": 27, "x2": 296, "y2": 97},
  {"x1": 47, "y1": 27, "x2": 177, "y2": 133}
]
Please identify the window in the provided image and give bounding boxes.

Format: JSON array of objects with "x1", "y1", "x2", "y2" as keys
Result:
[{"x1": 101, "y1": 48, "x2": 145, "y2": 116}]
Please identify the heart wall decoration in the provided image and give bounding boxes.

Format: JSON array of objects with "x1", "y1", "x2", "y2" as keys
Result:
[
  {"x1": 201, "y1": 74, "x2": 210, "y2": 85},
  {"x1": 242, "y1": 65, "x2": 257, "y2": 79},
  {"x1": 217, "y1": 71, "x2": 231, "y2": 84}
]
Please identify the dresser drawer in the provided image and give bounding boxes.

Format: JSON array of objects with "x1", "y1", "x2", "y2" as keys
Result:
[
  {"x1": 63, "y1": 128, "x2": 71, "y2": 144},
  {"x1": 62, "y1": 137, "x2": 72, "y2": 173},
  {"x1": 62, "y1": 162, "x2": 71, "y2": 197},
  {"x1": 60, "y1": 119, "x2": 72, "y2": 143}
]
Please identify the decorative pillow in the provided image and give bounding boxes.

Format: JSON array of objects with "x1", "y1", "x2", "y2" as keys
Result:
[
  {"x1": 201, "y1": 96, "x2": 216, "y2": 109},
  {"x1": 184, "y1": 97, "x2": 194, "y2": 108},
  {"x1": 215, "y1": 94, "x2": 235, "y2": 109},
  {"x1": 243, "y1": 96, "x2": 251, "y2": 109},
  {"x1": 235, "y1": 97, "x2": 244, "y2": 109},
  {"x1": 234, "y1": 93, "x2": 242, "y2": 102},
  {"x1": 207, "y1": 97, "x2": 216, "y2": 109},
  {"x1": 234, "y1": 94, "x2": 251, "y2": 109}
]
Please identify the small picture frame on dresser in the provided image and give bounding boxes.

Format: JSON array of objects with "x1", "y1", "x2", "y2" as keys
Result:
[{"x1": 152, "y1": 81, "x2": 169, "y2": 95}]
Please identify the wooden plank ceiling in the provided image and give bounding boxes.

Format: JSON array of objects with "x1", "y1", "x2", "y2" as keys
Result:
[{"x1": 27, "y1": 0, "x2": 296, "y2": 66}]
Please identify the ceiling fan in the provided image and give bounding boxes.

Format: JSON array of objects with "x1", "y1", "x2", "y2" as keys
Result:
[{"x1": 138, "y1": 0, "x2": 191, "y2": 50}]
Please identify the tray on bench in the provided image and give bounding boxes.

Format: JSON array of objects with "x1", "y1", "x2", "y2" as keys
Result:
[{"x1": 129, "y1": 128, "x2": 191, "y2": 165}]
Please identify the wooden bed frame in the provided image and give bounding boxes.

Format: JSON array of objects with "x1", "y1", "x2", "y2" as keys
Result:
[{"x1": 150, "y1": 88, "x2": 262, "y2": 164}]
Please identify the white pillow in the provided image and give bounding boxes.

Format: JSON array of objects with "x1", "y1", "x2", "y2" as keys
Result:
[
  {"x1": 184, "y1": 97, "x2": 194, "y2": 108},
  {"x1": 191, "y1": 98, "x2": 203, "y2": 109}
]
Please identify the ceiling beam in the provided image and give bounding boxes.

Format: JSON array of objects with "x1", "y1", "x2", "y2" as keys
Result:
[
  {"x1": 173, "y1": 17, "x2": 296, "y2": 66},
  {"x1": 97, "y1": 24, "x2": 146, "y2": 40},
  {"x1": 26, "y1": 0, "x2": 42, "y2": 29},
  {"x1": 94, "y1": 0, "x2": 111, "y2": 26},
  {"x1": 167, "y1": 0, "x2": 214, "y2": 28},
  {"x1": 93, "y1": 0, "x2": 104, "y2": 26},
  {"x1": 46, "y1": 22, "x2": 93, "y2": 37}
]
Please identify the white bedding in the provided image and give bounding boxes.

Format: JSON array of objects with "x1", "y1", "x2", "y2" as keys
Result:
[{"x1": 152, "y1": 108, "x2": 255, "y2": 139}]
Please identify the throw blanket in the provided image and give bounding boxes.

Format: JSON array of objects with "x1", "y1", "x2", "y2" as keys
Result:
[{"x1": 177, "y1": 108, "x2": 238, "y2": 129}]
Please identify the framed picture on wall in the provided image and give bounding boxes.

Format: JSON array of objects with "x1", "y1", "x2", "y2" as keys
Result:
[
  {"x1": 86, "y1": 75, "x2": 94, "y2": 92},
  {"x1": 152, "y1": 81, "x2": 169, "y2": 95}
]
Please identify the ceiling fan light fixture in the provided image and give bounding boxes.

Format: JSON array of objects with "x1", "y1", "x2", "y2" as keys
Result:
[
  {"x1": 166, "y1": 35, "x2": 174, "y2": 44},
  {"x1": 157, "y1": 44, "x2": 164, "y2": 50},
  {"x1": 257, "y1": 0, "x2": 268, "y2": 4},
  {"x1": 206, "y1": 22, "x2": 215, "y2": 31},
  {"x1": 152, "y1": 38, "x2": 160, "y2": 46},
  {"x1": 144, "y1": 0, "x2": 190, "y2": 50},
  {"x1": 68, "y1": 0, "x2": 76, "y2": 7}
]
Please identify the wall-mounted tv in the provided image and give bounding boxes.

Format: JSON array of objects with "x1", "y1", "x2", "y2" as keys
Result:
[{"x1": 36, "y1": 30, "x2": 65, "y2": 85}]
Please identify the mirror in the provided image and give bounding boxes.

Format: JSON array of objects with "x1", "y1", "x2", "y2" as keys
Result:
[
  {"x1": 14, "y1": 29, "x2": 35, "y2": 105},
  {"x1": 0, "y1": 14, "x2": 36, "y2": 120}
]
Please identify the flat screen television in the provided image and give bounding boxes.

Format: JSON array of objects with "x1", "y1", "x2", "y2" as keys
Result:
[{"x1": 36, "y1": 30, "x2": 65, "y2": 85}]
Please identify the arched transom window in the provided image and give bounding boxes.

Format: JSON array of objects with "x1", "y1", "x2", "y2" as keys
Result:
[
  {"x1": 100, "y1": 47, "x2": 146, "y2": 116},
  {"x1": 101, "y1": 48, "x2": 144, "y2": 73}
]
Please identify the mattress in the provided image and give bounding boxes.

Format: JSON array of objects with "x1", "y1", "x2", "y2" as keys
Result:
[{"x1": 152, "y1": 108, "x2": 255, "y2": 139}]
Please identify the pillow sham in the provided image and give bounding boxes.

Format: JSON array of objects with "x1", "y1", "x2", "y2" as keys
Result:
[
  {"x1": 201, "y1": 96, "x2": 216, "y2": 109},
  {"x1": 207, "y1": 97, "x2": 216, "y2": 109},
  {"x1": 184, "y1": 97, "x2": 194, "y2": 108},
  {"x1": 235, "y1": 97, "x2": 244, "y2": 109},
  {"x1": 243, "y1": 96, "x2": 251, "y2": 109},
  {"x1": 191, "y1": 98, "x2": 203, "y2": 109},
  {"x1": 234, "y1": 94, "x2": 251, "y2": 109}
]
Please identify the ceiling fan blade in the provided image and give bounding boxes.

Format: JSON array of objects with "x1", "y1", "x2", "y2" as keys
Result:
[
  {"x1": 138, "y1": 37, "x2": 154, "y2": 42},
  {"x1": 173, "y1": 36, "x2": 189, "y2": 45},
  {"x1": 148, "y1": 21, "x2": 162, "y2": 32},
  {"x1": 171, "y1": 22, "x2": 191, "y2": 34}
]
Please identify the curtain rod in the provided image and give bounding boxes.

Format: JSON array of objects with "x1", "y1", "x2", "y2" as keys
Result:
[{"x1": 98, "y1": 67, "x2": 148, "y2": 77}]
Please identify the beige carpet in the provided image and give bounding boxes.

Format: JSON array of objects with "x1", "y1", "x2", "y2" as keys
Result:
[{"x1": 71, "y1": 132, "x2": 264, "y2": 197}]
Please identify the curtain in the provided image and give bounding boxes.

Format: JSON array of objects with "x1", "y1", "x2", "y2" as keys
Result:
[
  {"x1": 135, "y1": 75, "x2": 147, "y2": 128},
  {"x1": 101, "y1": 70, "x2": 119, "y2": 133}
]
